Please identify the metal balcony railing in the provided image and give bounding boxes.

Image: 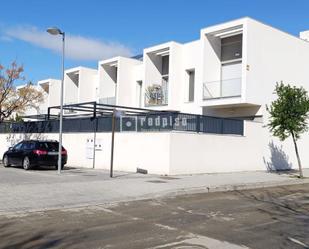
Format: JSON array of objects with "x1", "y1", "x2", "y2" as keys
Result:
[{"x1": 203, "y1": 77, "x2": 241, "y2": 99}]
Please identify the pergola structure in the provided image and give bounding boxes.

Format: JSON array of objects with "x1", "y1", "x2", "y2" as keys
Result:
[{"x1": 22, "y1": 101, "x2": 177, "y2": 121}]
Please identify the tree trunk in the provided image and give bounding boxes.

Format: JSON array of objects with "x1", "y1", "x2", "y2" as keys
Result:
[{"x1": 291, "y1": 132, "x2": 303, "y2": 178}]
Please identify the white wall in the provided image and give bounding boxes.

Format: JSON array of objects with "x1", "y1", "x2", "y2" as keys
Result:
[
  {"x1": 98, "y1": 60, "x2": 118, "y2": 100},
  {"x1": 181, "y1": 40, "x2": 202, "y2": 114},
  {"x1": 64, "y1": 67, "x2": 97, "y2": 104},
  {"x1": 78, "y1": 67, "x2": 97, "y2": 103},
  {"x1": 169, "y1": 121, "x2": 309, "y2": 174},
  {"x1": 36, "y1": 79, "x2": 61, "y2": 116},
  {"x1": 245, "y1": 19, "x2": 309, "y2": 108},
  {"x1": 64, "y1": 70, "x2": 79, "y2": 104},
  {"x1": 0, "y1": 132, "x2": 170, "y2": 175},
  {"x1": 117, "y1": 57, "x2": 142, "y2": 107},
  {"x1": 169, "y1": 121, "x2": 264, "y2": 174},
  {"x1": 168, "y1": 42, "x2": 183, "y2": 111},
  {"x1": 48, "y1": 79, "x2": 61, "y2": 107},
  {"x1": 202, "y1": 105, "x2": 261, "y2": 118},
  {"x1": 200, "y1": 34, "x2": 223, "y2": 102}
]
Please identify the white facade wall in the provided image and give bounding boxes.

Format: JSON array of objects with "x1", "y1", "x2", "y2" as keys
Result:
[
  {"x1": 98, "y1": 57, "x2": 143, "y2": 106},
  {"x1": 98, "y1": 58, "x2": 118, "y2": 102},
  {"x1": 36, "y1": 79, "x2": 61, "y2": 116},
  {"x1": 245, "y1": 19, "x2": 309, "y2": 108},
  {"x1": 47, "y1": 79, "x2": 61, "y2": 107},
  {"x1": 78, "y1": 67, "x2": 97, "y2": 103},
  {"x1": 64, "y1": 69, "x2": 78, "y2": 104},
  {"x1": 117, "y1": 57, "x2": 142, "y2": 107},
  {"x1": 64, "y1": 67, "x2": 97, "y2": 104},
  {"x1": 181, "y1": 40, "x2": 202, "y2": 114}
]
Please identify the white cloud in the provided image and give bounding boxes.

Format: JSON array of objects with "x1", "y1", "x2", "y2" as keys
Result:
[
  {"x1": 3, "y1": 25, "x2": 134, "y2": 61},
  {"x1": 0, "y1": 35, "x2": 13, "y2": 42}
]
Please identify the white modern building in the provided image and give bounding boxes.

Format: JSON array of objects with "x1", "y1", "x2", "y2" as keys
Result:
[{"x1": 11, "y1": 17, "x2": 309, "y2": 175}]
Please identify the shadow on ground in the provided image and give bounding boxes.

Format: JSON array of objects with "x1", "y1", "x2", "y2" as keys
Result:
[
  {"x1": 0, "y1": 222, "x2": 64, "y2": 249},
  {"x1": 235, "y1": 186, "x2": 309, "y2": 247}
]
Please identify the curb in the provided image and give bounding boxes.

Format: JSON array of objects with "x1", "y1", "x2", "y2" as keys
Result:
[{"x1": 151, "y1": 178, "x2": 309, "y2": 199}]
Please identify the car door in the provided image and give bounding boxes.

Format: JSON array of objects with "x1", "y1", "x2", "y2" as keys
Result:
[
  {"x1": 8, "y1": 142, "x2": 24, "y2": 165},
  {"x1": 19, "y1": 141, "x2": 36, "y2": 166}
]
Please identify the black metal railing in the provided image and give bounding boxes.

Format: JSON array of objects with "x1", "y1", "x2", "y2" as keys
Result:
[{"x1": 0, "y1": 112, "x2": 244, "y2": 136}]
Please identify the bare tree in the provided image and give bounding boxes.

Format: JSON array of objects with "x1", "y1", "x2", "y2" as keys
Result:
[{"x1": 0, "y1": 62, "x2": 43, "y2": 121}]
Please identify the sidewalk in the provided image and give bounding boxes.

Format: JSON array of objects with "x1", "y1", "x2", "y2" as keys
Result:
[{"x1": 0, "y1": 166, "x2": 308, "y2": 214}]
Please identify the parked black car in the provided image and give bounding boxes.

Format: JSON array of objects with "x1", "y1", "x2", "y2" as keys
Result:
[{"x1": 2, "y1": 140, "x2": 67, "y2": 170}]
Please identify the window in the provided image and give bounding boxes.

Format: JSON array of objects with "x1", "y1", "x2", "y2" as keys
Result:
[
  {"x1": 221, "y1": 34, "x2": 242, "y2": 62},
  {"x1": 38, "y1": 142, "x2": 61, "y2": 150},
  {"x1": 13, "y1": 142, "x2": 23, "y2": 150},
  {"x1": 22, "y1": 142, "x2": 36, "y2": 150},
  {"x1": 186, "y1": 69, "x2": 195, "y2": 102}
]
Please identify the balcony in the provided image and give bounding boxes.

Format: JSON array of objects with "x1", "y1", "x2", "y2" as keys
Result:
[
  {"x1": 145, "y1": 78, "x2": 168, "y2": 107},
  {"x1": 203, "y1": 77, "x2": 241, "y2": 99}
]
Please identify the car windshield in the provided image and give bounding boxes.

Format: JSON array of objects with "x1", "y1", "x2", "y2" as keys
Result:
[
  {"x1": 38, "y1": 142, "x2": 64, "y2": 151},
  {"x1": 13, "y1": 142, "x2": 23, "y2": 150}
]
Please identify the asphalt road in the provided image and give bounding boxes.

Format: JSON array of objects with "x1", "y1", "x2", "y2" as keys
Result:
[{"x1": 1, "y1": 183, "x2": 309, "y2": 249}]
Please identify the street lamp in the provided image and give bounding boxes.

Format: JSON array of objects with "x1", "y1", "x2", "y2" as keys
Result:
[{"x1": 47, "y1": 27, "x2": 65, "y2": 174}]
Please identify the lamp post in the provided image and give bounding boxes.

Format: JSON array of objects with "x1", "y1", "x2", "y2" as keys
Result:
[{"x1": 47, "y1": 27, "x2": 65, "y2": 174}]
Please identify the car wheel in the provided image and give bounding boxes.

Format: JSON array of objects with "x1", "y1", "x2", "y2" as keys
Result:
[
  {"x1": 23, "y1": 156, "x2": 31, "y2": 170},
  {"x1": 3, "y1": 155, "x2": 10, "y2": 167}
]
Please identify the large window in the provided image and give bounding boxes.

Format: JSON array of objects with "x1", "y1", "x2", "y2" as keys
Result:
[{"x1": 221, "y1": 34, "x2": 242, "y2": 62}]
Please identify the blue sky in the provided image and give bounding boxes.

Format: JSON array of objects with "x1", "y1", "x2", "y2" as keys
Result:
[{"x1": 1, "y1": 0, "x2": 309, "y2": 84}]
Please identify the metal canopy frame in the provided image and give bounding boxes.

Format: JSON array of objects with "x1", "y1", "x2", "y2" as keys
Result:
[{"x1": 22, "y1": 101, "x2": 177, "y2": 121}]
